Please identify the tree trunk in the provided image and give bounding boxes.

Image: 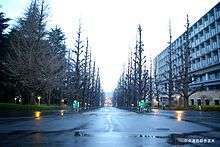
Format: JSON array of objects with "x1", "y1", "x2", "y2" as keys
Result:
[
  {"x1": 47, "y1": 89, "x2": 51, "y2": 105},
  {"x1": 30, "y1": 92, "x2": 36, "y2": 105}
]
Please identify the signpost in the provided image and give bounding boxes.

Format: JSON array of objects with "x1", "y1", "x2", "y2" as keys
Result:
[
  {"x1": 138, "y1": 99, "x2": 151, "y2": 112},
  {"x1": 72, "y1": 100, "x2": 80, "y2": 111}
]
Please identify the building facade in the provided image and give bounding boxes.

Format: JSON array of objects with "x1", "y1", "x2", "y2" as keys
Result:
[{"x1": 154, "y1": 2, "x2": 220, "y2": 106}]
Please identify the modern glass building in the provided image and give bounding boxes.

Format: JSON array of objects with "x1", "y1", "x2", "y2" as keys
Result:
[{"x1": 154, "y1": 2, "x2": 220, "y2": 106}]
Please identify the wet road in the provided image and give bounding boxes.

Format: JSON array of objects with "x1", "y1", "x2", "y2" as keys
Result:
[{"x1": 0, "y1": 107, "x2": 220, "y2": 147}]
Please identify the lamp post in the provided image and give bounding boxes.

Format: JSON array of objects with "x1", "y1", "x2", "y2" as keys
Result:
[
  {"x1": 14, "y1": 97, "x2": 18, "y2": 104},
  {"x1": 85, "y1": 103, "x2": 87, "y2": 109},
  {"x1": 37, "y1": 96, "x2": 41, "y2": 105},
  {"x1": 19, "y1": 98, "x2": 22, "y2": 104},
  {"x1": 176, "y1": 95, "x2": 180, "y2": 107}
]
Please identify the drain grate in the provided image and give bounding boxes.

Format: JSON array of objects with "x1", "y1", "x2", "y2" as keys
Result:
[
  {"x1": 73, "y1": 131, "x2": 90, "y2": 137},
  {"x1": 156, "y1": 128, "x2": 170, "y2": 131}
]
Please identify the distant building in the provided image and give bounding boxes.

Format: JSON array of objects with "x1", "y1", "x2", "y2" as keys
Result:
[
  {"x1": 104, "y1": 97, "x2": 112, "y2": 107},
  {"x1": 154, "y1": 2, "x2": 220, "y2": 106}
]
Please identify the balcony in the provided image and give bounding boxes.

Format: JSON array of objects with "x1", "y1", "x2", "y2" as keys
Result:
[
  {"x1": 196, "y1": 51, "x2": 201, "y2": 57},
  {"x1": 210, "y1": 29, "x2": 216, "y2": 37},
  {"x1": 205, "y1": 33, "x2": 210, "y2": 40},
  {"x1": 215, "y1": 10, "x2": 220, "y2": 19},
  {"x1": 201, "y1": 60, "x2": 207, "y2": 67},
  {"x1": 213, "y1": 56, "x2": 219, "y2": 63},
  {"x1": 199, "y1": 36, "x2": 205, "y2": 43},
  {"x1": 212, "y1": 42, "x2": 218, "y2": 50},
  {"x1": 196, "y1": 62, "x2": 202, "y2": 69},
  {"x1": 191, "y1": 64, "x2": 196, "y2": 71},
  {"x1": 209, "y1": 16, "x2": 215, "y2": 24},
  {"x1": 200, "y1": 47, "x2": 207, "y2": 55},
  {"x1": 198, "y1": 25, "x2": 203, "y2": 32},
  {"x1": 194, "y1": 28, "x2": 198, "y2": 35}
]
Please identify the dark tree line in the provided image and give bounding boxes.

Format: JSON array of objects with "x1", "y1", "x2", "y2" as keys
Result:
[
  {"x1": 113, "y1": 25, "x2": 151, "y2": 108},
  {"x1": 0, "y1": 0, "x2": 105, "y2": 107},
  {"x1": 0, "y1": 9, "x2": 11, "y2": 102},
  {"x1": 65, "y1": 24, "x2": 105, "y2": 108}
]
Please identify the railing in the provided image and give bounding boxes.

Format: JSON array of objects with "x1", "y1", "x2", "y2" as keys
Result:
[
  {"x1": 200, "y1": 36, "x2": 205, "y2": 43},
  {"x1": 213, "y1": 56, "x2": 219, "y2": 63},
  {"x1": 201, "y1": 60, "x2": 208, "y2": 68},
  {"x1": 196, "y1": 50, "x2": 201, "y2": 57},
  {"x1": 218, "y1": 26, "x2": 220, "y2": 33},
  {"x1": 205, "y1": 33, "x2": 209, "y2": 40},
  {"x1": 210, "y1": 29, "x2": 216, "y2": 37},
  {"x1": 215, "y1": 10, "x2": 220, "y2": 19},
  {"x1": 212, "y1": 42, "x2": 218, "y2": 51},
  {"x1": 209, "y1": 16, "x2": 215, "y2": 24}
]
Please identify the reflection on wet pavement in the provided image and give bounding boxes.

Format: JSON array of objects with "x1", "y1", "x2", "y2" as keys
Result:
[{"x1": 0, "y1": 107, "x2": 219, "y2": 146}]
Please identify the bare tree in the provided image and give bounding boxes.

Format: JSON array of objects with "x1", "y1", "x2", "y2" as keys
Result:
[
  {"x1": 81, "y1": 37, "x2": 89, "y2": 107},
  {"x1": 69, "y1": 23, "x2": 85, "y2": 104},
  {"x1": 175, "y1": 15, "x2": 192, "y2": 108},
  {"x1": 148, "y1": 59, "x2": 153, "y2": 104},
  {"x1": 113, "y1": 24, "x2": 149, "y2": 108},
  {"x1": 175, "y1": 15, "x2": 203, "y2": 108},
  {"x1": 153, "y1": 58, "x2": 160, "y2": 107},
  {"x1": 135, "y1": 25, "x2": 147, "y2": 101}
]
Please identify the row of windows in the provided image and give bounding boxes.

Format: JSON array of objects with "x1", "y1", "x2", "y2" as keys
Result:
[
  {"x1": 191, "y1": 35, "x2": 218, "y2": 53},
  {"x1": 191, "y1": 26, "x2": 219, "y2": 49},
  {"x1": 193, "y1": 70, "x2": 220, "y2": 83},
  {"x1": 157, "y1": 34, "x2": 219, "y2": 73},
  {"x1": 171, "y1": 12, "x2": 220, "y2": 50},
  {"x1": 190, "y1": 5, "x2": 220, "y2": 36},
  {"x1": 155, "y1": 3, "x2": 220, "y2": 77},
  {"x1": 191, "y1": 99, "x2": 220, "y2": 106}
]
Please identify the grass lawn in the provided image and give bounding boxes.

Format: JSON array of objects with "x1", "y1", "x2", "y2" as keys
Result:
[
  {"x1": 160, "y1": 105, "x2": 220, "y2": 112},
  {"x1": 189, "y1": 105, "x2": 220, "y2": 112},
  {"x1": 0, "y1": 103, "x2": 59, "y2": 112}
]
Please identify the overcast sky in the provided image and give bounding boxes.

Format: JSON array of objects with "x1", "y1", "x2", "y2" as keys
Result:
[{"x1": 1, "y1": 0, "x2": 219, "y2": 92}]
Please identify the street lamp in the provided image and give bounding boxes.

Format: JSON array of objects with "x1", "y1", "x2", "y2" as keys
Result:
[
  {"x1": 176, "y1": 95, "x2": 180, "y2": 107},
  {"x1": 19, "y1": 98, "x2": 22, "y2": 104},
  {"x1": 37, "y1": 96, "x2": 41, "y2": 105},
  {"x1": 85, "y1": 103, "x2": 87, "y2": 109},
  {"x1": 14, "y1": 97, "x2": 18, "y2": 104},
  {"x1": 61, "y1": 99, "x2": 64, "y2": 103}
]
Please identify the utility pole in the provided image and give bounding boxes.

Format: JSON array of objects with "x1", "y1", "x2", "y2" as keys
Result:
[{"x1": 168, "y1": 19, "x2": 174, "y2": 107}]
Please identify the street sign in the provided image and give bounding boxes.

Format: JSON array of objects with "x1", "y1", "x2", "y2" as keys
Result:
[
  {"x1": 138, "y1": 99, "x2": 145, "y2": 108},
  {"x1": 138, "y1": 99, "x2": 151, "y2": 111},
  {"x1": 72, "y1": 100, "x2": 80, "y2": 109}
]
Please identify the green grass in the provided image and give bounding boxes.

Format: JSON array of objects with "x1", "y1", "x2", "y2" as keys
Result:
[
  {"x1": 189, "y1": 105, "x2": 220, "y2": 111},
  {"x1": 0, "y1": 103, "x2": 59, "y2": 112}
]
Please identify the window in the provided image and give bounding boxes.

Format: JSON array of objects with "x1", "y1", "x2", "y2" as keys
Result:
[
  {"x1": 191, "y1": 99, "x2": 195, "y2": 105},
  {"x1": 204, "y1": 27, "x2": 209, "y2": 33},
  {"x1": 210, "y1": 23, "x2": 215, "y2": 29},
  {"x1": 197, "y1": 99, "x2": 202, "y2": 105},
  {"x1": 214, "y1": 100, "x2": 219, "y2": 105},
  {"x1": 204, "y1": 15, "x2": 208, "y2": 22},
  {"x1": 199, "y1": 31, "x2": 203, "y2": 37},
  {"x1": 205, "y1": 99, "x2": 210, "y2": 105},
  {"x1": 198, "y1": 20, "x2": 202, "y2": 26}
]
